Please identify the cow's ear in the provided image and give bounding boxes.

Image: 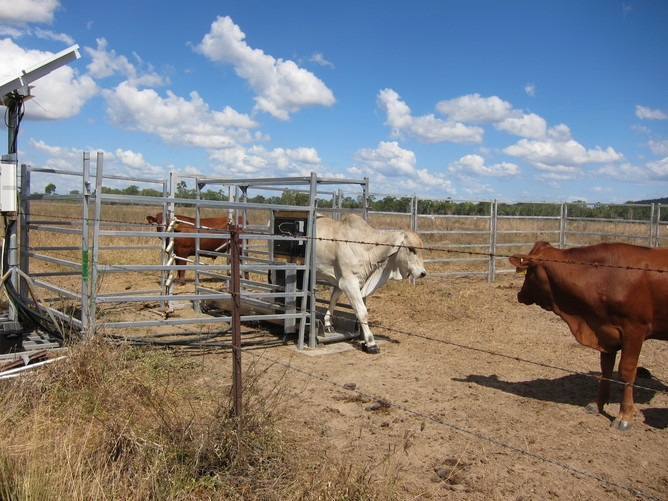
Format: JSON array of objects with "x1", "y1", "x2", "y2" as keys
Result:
[
  {"x1": 532, "y1": 241, "x2": 552, "y2": 252},
  {"x1": 147, "y1": 216, "x2": 157, "y2": 224},
  {"x1": 509, "y1": 254, "x2": 532, "y2": 269},
  {"x1": 390, "y1": 233, "x2": 408, "y2": 255}
]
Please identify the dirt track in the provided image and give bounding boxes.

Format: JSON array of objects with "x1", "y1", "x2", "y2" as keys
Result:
[{"x1": 238, "y1": 274, "x2": 668, "y2": 500}]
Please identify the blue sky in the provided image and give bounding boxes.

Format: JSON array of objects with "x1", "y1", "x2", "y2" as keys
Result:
[{"x1": 1, "y1": 0, "x2": 667, "y2": 203}]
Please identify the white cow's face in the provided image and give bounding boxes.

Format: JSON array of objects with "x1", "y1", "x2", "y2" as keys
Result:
[{"x1": 396, "y1": 231, "x2": 427, "y2": 280}]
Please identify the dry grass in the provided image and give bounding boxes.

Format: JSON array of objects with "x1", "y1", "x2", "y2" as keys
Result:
[{"x1": 0, "y1": 340, "x2": 398, "y2": 500}]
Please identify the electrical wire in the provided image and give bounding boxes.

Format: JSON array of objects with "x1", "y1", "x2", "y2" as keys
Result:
[
  {"x1": 2, "y1": 216, "x2": 63, "y2": 339},
  {"x1": 3, "y1": 92, "x2": 24, "y2": 156}
]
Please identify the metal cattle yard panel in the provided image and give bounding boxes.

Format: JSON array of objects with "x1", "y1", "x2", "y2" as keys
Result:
[{"x1": 18, "y1": 153, "x2": 370, "y2": 350}]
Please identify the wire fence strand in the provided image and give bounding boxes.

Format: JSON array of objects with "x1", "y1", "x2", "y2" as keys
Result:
[{"x1": 246, "y1": 347, "x2": 666, "y2": 501}]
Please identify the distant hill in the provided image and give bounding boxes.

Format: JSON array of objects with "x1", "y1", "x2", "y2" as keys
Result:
[{"x1": 632, "y1": 197, "x2": 668, "y2": 205}]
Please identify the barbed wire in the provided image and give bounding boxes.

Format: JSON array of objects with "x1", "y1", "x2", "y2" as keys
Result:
[
  {"x1": 245, "y1": 347, "x2": 666, "y2": 501},
  {"x1": 371, "y1": 324, "x2": 668, "y2": 394},
  {"x1": 20, "y1": 209, "x2": 668, "y2": 274},
  {"x1": 22, "y1": 236, "x2": 667, "y2": 398}
]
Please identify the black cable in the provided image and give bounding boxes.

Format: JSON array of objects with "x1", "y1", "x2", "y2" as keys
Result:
[
  {"x1": 2, "y1": 216, "x2": 63, "y2": 339},
  {"x1": 3, "y1": 92, "x2": 24, "y2": 156}
]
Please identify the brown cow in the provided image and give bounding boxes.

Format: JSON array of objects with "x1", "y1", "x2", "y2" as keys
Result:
[
  {"x1": 146, "y1": 213, "x2": 239, "y2": 284},
  {"x1": 509, "y1": 241, "x2": 668, "y2": 431}
]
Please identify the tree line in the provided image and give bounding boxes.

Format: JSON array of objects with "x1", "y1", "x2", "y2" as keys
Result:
[{"x1": 54, "y1": 182, "x2": 668, "y2": 222}]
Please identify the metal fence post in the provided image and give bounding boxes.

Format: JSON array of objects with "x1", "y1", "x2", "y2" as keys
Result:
[
  {"x1": 89, "y1": 152, "x2": 103, "y2": 339},
  {"x1": 489, "y1": 200, "x2": 497, "y2": 282},
  {"x1": 19, "y1": 163, "x2": 30, "y2": 305},
  {"x1": 81, "y1": 152, "x2": 90, "y2": 338},
  {"x1": 559, "y1": 202, "x2": 566, "y2": 247},
  {"x1": 650, "y1": 203, "x2": 656, "y2": 247},
  {"x1": 655, "y1": 204, "x2": 663, "y2": 248}
]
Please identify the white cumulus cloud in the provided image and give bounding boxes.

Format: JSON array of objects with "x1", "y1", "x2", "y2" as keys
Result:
[
  {"x1": 436, "y1": 93, "x2": 547, "y2": 139},
  {"x1": 0, "y1": 0, "x2": 59, "y2": 25},
  {"x1": 496, "y1": 113, "x2": 546, "y2": 138},
  {"x1": 649, "y1": 139, "x2": 668, "y2": 156},
  {"x1": 208, "y1": 144, "x2": 323, "y2": 177},
  {"x1": 377, "y1": 89, "x2": 484, "y2": 144},
  {"x1": 352, "y1": 141, "x2": 456, "y2": 196},
  {"x1": 194, "y1": 16, "x2": 335, "y2": 120},
  {"x1": 86, "y1": 38, "x2": 166, "y2": 87},
  {"x1": 504, "y1": 124, "x2": 623, "y2": 176},
  {"x1": 103, "y1": 82, "x2": 261, "y2": 149},
  {"x1": 448, "y1": 154, "x2": 520, "y2": 177},
  {"x1": 635, "y1": 105, "x2": 667, "y2": 120},
  {"x1": 436, "y1": 94, "x2": 513, "y2": 123}
]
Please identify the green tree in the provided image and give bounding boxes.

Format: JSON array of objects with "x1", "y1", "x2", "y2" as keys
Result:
[
  {"x1": 124, "y1": 185, "x2": 140, "y2": 196},
  {"x1": 45, "y1": 183, "x2": 56, "y2": 195}
]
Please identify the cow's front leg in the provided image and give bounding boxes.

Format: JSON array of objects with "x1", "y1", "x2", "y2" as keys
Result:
[
  {"x1": 339, "y1": 279, "x2": 378, "y2": 354},
  {"x1": 172, "y1": 255, "x2": 187, "y2": 285},
  {"x1": 323, "y1": 287, "x2": 342, "y2": 334},
  {"x1": 174, "y1": 267, "x2": 187, "y2": 285}
]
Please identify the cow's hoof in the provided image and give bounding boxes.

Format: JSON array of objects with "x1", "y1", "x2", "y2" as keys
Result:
[
  {"x1": 611, "y1": 418, "x2": 632, "y2": 431},
  {"x1": 364, "y1": 344, "x2": 380, "y2": 354},
  {"x1": 324, "y1": 325, "x2": 335, "y2": 334},
  {"x1": 585, "y1": 402, "x2": 600, "y2": 415}
]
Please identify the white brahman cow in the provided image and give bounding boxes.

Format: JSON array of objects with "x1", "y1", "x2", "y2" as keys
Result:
[{"x1": 315, "y1": 214, "x2": 427, "y2": 353}]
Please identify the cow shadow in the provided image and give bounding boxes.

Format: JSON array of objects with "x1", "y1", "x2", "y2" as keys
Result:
[{"x1": 453, "y1": 371, "x2": 668, "y2": 429}]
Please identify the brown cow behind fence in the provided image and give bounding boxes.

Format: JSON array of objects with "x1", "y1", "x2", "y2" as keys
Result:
[{"x1": 146, "y1": 213, "x2": 241, "y2": 284}]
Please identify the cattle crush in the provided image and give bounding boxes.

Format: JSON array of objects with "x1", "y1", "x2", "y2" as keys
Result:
[{"x1": 11, "y1": 152, "x2": 374, "y2": 350}]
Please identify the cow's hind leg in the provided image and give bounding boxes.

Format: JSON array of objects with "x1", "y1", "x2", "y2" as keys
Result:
[
  {"x1": 612, "y1": 338, "x2": 643, "y2": 431},
  {"x1": 586, "y1": 351, "x2": 615, "y2": 417},
  {"x1": 323, "y1": 288, "x2": 342, "y2": 334}
]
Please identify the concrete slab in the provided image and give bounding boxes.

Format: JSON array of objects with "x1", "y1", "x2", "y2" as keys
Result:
[{"x1": 295, "y1": 341, "x2": 355, "y2": 356}]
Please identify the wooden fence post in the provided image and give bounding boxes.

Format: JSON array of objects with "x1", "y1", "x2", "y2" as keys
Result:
[{"x1": 230, "y1": 225, "x2": 242, "y2": 417}]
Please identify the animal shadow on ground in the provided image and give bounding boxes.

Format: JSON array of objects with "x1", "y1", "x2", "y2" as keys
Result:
[{"x1": 453, "y1": 372, "x2": 668, "y2": 429}]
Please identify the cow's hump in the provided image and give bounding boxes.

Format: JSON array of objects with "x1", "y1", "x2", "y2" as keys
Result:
[{"x1": 341, "y1": 214, "x2": 372, "y2": 232}]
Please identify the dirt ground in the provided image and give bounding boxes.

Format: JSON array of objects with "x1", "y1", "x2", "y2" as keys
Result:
[
  {"x1": 16, "y1": 204, "x2": 667, "y2": 499},
  {"x1": 218, "y1": 273, "x2": 668, "y2": 501},
  {"x1": 54, "y1": 265, "x2": 668, "y2": 500}
]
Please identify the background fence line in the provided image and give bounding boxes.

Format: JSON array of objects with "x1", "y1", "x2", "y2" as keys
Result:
[
  {"x1": 358, "y1": 197, "x2": 668, "y2": 281},
  {"x1": 15, "y1": 154, "x2": 668, "y2": 344}
]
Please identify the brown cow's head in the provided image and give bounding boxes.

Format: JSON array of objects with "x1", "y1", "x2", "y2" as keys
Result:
[
  {"x1": 509, "y1": 241, "x2": 555, "y2": 311},
  {"x1": 147, "y1": 213, "x2": 167, "y2": 232}
]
